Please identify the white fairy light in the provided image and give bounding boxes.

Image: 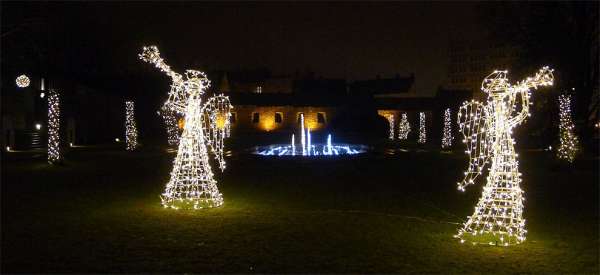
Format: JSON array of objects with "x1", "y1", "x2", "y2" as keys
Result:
[
  {"x1": 159, "y1": 107, "x2": 182, "y2": 146},
  {"x1": 125, "y1": 101, "x2": 139, "y2": 151},
  {"x1": 140, "y1": 45, "x2": 233, "y2": 210},
  {"x1": 386, "y1": 114, "x2": 395, "y2": 140},
  {"x1": 455, "y1": 66, "x2": 554, "y2": 246},
  {"x1": 418, "y1": 112, "x2": 426, "y2": 144},
  {"x1": 398, "y1": 113, "x2": 411, "y2": 140},
  {"x1": 48, "y1": 90, "x2": 61, "y2": 164},
  {"x1": 442, "y1": 108, "x2": 453, "y2": 149},
  {"x1": 16, "y1": 74, "x2": 30, "y2": 88},
  {"x1": 556, "y1": 94, "x2": 579, "y2": 162}
]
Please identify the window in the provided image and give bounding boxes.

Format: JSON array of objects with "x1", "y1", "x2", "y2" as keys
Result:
[
  {"x1": 297, "y1": 112, "x2": 304, "y2": 124},
  {"x1": 274, "y1": 112, "x2": 283, "y2": 123},
  {"x1": 317, "y1": 112, "x2": 326, "y2": 124},
  {"x1": 230, "y1": 112, "x2": 237, "y2": 124},
  {"x1": 255, "y1": 86, "x2": 262, "y2": 94},
  {"x1": 252, "y1": 112, "x2": 260, "y2": 123}
]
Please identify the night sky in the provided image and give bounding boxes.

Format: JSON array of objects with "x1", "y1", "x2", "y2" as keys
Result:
[{"x1": 3, "y1": 2, "x2": 484, "y2": 96}]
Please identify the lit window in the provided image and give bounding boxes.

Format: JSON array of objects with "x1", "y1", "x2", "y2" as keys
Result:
[
  {"x1": 252, "y1": 112, "x2": 260, "y2": 123},
  {"x1": 274, "y1": 112, "x2": 283, "y2": 123},
  {"x1": 317, "y1": 113, "x2": 326, "y2": 124},
  {"x1": 255, "y1": 86, "x2": 262, "y2": 94}
]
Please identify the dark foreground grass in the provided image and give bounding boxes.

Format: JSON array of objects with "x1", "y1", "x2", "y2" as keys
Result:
[{"x1": 2, "y1": 143, "x2": 598, "y2": 273}]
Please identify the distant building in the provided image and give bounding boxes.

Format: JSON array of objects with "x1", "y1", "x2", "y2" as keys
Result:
[
  {"x1": 214, "y1": 70, "x2": 346, "y2": 133},
  {"x1": 219, "y1": 70, "x2": 470, "y2": 145},
  {"x1": 211, "y1": 69, "x2": 293, "y2": 94},
  {"x1": 228, "y1": 93, "x2": 339, "y2": 133},
  {"x1": 446, "y1": 37, "x2": 521, "y2": 96}
]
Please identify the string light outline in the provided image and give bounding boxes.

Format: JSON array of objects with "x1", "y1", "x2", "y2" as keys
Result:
[
  {"x1": 48, "y1": 90, "x2": 61, "y2": 164},
  {"x1": 140, "y1": 45, "x2": 233, "y2": 210},
  {"x1": 556, "y1": 94, "x2": 579, "y2": 162},
  {"x1": 387, "y1": 114, "x2": 395, "y2": 140},
  {"x1": 455, "y1": 66, "x2": 554, "y2": 246},
  {"x1": 398, "y1": 113, "x2": 411, "y2": 140},
  {"x1": 442, "y1": 108, "x2": 453, "y2": 149},
  {"x1": 125, "y1": 101, "x2": 139, "y2": 151},
  {"x1": 418, "y1": 112, "x2": 426, "y2": 144}
]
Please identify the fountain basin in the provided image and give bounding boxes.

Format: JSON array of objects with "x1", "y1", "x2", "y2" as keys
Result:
[{"x1": 253, "y1": 143, "x2": 368, "y2": 156}]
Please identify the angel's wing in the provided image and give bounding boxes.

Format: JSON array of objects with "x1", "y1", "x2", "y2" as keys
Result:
[
  {"x1": 456, "y1": 100, "x2": 492, "y2": 191},
  {"x1": 201, "y1": 94, "x2": 233, "y2": 171}
]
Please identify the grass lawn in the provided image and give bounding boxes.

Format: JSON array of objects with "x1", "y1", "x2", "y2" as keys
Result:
[{"x1": 2, "y1": 141, "x2": 598, "y2": 273}]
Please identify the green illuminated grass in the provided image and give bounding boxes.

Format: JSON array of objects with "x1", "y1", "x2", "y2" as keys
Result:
[{"x1": 2, "y1": 142, "x2": 598, "y2": 273}]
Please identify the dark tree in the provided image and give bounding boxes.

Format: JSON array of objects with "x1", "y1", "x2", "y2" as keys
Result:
[{"x1": 480, "y1": 2, "x2": 598, "y2": 146}]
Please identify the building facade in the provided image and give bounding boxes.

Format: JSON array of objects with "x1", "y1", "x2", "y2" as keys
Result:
[{"x1": 446, "y1": 37, "x2": 521, "y2": 96}]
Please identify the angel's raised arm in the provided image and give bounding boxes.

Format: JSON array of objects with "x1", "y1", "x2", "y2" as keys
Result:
[
  {"x1": 457, "y1": 100, "x2": 492, "y2": 191},
  {"x1": 139, "y1": 46, "x2": 182, "y2": 83},
  {"x1": 508, "y1": 67, "x2": 554, "y2": 126}
]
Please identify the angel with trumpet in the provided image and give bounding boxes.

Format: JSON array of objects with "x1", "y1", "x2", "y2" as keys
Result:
[
  {"x1": 455, "y1": 66, "x2": 553, "y2": 245},
  {"x1": 140, "y1": 46, "x2": 232, "y2": 210}
]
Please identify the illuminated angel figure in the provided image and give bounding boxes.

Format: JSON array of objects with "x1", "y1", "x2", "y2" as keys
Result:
[
  {"x1": 139, "y1": 46, "x2": 233, "y2": 210},
  {"x1": 455, "y1": 66, "x2": 553, "y2": 246}
]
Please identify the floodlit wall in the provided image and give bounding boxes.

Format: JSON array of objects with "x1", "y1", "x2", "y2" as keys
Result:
[{"x1": 231, "y1": 105, "x2": 337, "y2": 133}]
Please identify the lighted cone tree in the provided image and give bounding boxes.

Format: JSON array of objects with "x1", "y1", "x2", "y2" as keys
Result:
[
  {"x1": 48, "y1": 90, "x2": 61, "y2": 164},
  {"x1": 441, "y1": 108, "x2": 453, "y2": 149},
  {"x1": 125, "y1": 101, "x2": 139, "y2": 151},
  {"x1": 140, "y1": 46, "x2": 233, "y2": 209},
  {"x1": 455, "y1": 66, "x2": 554, "y2": 246},
  {"x1": 556, "y1": 94, "x2": 579, "y2": 162},
  {"x1": 398, "y1": 113, "x2": 410, "y2": 140},
  {"x1": 418, "y1": 112, "x2": 426, "y2": 144}
]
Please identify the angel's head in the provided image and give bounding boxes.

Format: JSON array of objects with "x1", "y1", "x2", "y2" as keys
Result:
[
  {"x1": 481, "y1": 70, "x2": 510, "y2": 94},
  {"x1": 182, "y1": 70, "x2": 211, "y2": 94}
]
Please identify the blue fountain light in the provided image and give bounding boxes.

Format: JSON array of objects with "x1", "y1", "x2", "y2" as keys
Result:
[{"x1": 254, "y1": 114, "x2": 367, "y2": 157}]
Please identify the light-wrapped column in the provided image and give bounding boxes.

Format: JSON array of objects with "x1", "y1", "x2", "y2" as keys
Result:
[
  {"x1": 48, "y1": 90, "x2": 61, "y2": 164},
  {"x1": 441, "y1": 108, "x2": 453, "y2": 149},
  {"x1": 125, "y1": 101, "x2": 138, "y2": 151},
  {"x1": 418, "y1": 112, "x2": 426, "y2": 144}
]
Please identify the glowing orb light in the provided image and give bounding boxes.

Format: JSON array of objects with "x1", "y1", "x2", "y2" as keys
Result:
[{"x1": 16, "y1": 75, "x2": 30, "y2": 88}]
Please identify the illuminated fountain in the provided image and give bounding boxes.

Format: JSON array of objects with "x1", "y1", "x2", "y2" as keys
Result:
[{"x1": 254, "y1": 114, "x2": 368, "y2": 156}]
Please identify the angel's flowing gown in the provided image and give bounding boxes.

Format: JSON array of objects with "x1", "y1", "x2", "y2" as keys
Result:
[
  {"x1": 459, "y1": 98, "x2": 526, "y2": 245},
  {"x1": 160, "y1": 94, "x2": 223, "y2": 209}
]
